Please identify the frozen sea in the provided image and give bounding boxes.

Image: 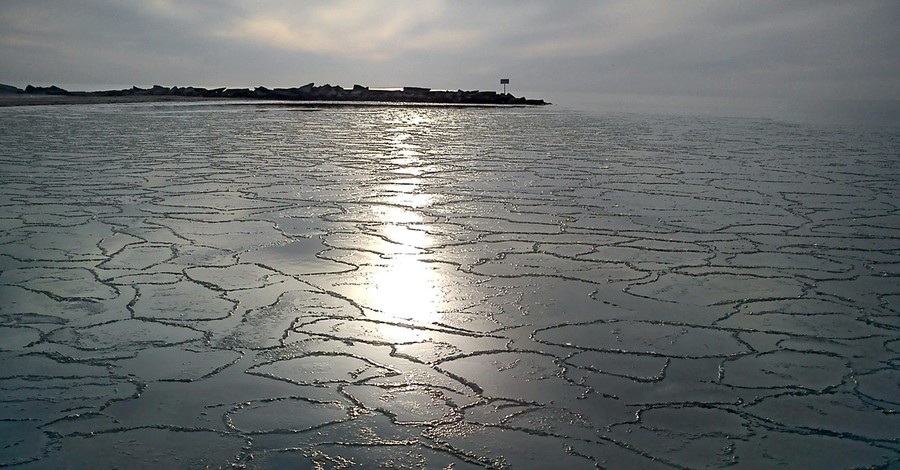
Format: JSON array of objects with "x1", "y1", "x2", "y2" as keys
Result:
[{"x1": 0, "y1": 102, "x2": 898, "y2": 469}]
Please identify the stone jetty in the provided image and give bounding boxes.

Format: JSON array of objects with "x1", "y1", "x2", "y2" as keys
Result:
[{"x1": 0, "y1": 83, "x2": 549, "y2": 105}]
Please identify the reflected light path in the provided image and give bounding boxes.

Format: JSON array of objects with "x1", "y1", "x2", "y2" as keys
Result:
[{"x1": 367, "y1": 109, "x2": 445, "y2": 342}]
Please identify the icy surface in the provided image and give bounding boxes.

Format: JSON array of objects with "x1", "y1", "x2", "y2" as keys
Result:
[{"x1": 0, "y1": 103, "x2": 898, "y2": 468}]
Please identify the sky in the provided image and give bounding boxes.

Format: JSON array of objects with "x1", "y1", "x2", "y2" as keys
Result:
[{"x1": 1, "y1": 0, "x2": 899, "y2": 112}]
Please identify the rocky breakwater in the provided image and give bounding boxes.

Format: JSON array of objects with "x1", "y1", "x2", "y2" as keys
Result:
[{"x1": 1, "y1": 83, "x2": 549, "y2": 105}]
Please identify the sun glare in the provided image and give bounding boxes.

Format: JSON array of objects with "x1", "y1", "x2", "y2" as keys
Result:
[{"x1": 367, "y1": 109, "x2": 445, "y2": 342}]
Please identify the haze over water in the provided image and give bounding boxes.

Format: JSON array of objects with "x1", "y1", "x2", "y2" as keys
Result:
[{"x1": 0, "y1": 101, "x2": 898, "y2": 468}]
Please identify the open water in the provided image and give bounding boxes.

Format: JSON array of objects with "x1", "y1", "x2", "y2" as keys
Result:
[{"x1": 0, "y1": 102, "x2": 898, "y2": 468}]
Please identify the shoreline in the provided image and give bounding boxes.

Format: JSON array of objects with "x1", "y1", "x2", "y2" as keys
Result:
[
  {"x1": 0, "y1": 94, "x2": 234, "y2": 107},
  {"x1": 0, "y1": 95, "x2": 545, "y2": 108},
  {"x1": 0, "y1": 83, "x2": 550, "y2": 107}
]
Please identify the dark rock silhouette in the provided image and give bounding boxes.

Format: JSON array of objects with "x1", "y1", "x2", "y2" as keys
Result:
[
  {"x1": 0, "y1": 83, "x2": 549, "y2": 105},
  {"x1": 23, "y1": 85, "x2": 70, "y2": 95},
  {"x1": 0, "y1": 84, "x2": 22, "y2": 94}
]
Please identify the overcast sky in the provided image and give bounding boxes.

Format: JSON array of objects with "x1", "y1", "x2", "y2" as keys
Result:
[{"x1": 2, "y1": 0, "x2": 898, "y2": 106}]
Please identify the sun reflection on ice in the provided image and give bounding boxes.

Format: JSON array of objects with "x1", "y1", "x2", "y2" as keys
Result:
[
  {"x1": 373, "y1": 253, "x2": 442, "y2": 319},
  {"x1": 369, "y1": 218, "x2": 445, "y2": 343},
  {"x1": 367, "y1": 109, "x2": 446, "y2": 343}
]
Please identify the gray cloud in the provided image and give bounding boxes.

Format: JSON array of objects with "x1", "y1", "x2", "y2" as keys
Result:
[{"x1": 1, "y1": 0, "x2": 898, "y2": 103}]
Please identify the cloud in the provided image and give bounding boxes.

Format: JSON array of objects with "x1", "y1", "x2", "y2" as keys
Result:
[
  {"x1": 215, "y1": 1, "x2": 485, "y2": 62},
  {"x1": 0, "y1": 0, "x2": 897, "y2": 101}
]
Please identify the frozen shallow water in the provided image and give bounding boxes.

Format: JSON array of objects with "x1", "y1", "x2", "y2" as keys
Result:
[{"x1": 0, "y1": 102, "x2": 898, "y2": 468}]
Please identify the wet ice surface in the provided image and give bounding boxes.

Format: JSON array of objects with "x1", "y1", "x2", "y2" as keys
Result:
[{"x1": 0, "y1": 103, "x2": 898, "y2": 469}]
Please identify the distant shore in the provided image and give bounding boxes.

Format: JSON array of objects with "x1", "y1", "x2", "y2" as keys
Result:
[
  {"x1": 0, "y1": 83, "x2": 549, "y2": 107},
  {"x1": 0, "y1": 94, "x2": 232, "y2": 107}
]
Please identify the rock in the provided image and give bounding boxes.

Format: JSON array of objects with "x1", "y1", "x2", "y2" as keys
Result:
[
  {"x1": 221, "y1": 88, "x2": 252, "y2": 98},
  {"x1": 24, "y1": 85, "x2": 70, "y2": 95},
  {"x1": 0, "y1": 84, "x2": 23, "y2": 94}
]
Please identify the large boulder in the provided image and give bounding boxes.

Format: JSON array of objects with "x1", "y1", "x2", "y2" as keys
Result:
[
  {"x1": 0, "y1": 84, "x2": 23, "y2": 94},
  {"x1": 24, "y1": 85, "x2": 70, "y2": 95}
]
